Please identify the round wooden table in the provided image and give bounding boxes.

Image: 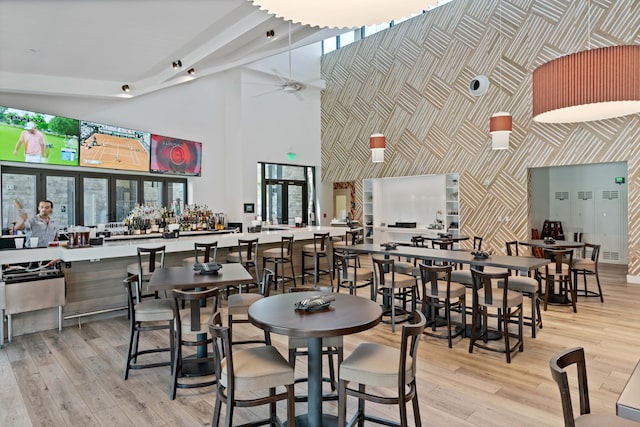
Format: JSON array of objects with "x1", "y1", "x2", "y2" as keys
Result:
[{"x1": 249, "y1": 292, "x2": 382, "y2": 427}]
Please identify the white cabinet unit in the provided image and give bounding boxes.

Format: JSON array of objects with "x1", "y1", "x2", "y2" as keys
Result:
[
  {"x1": 362, "y1": 174, "x2": 460, "y2": 245},
  {"x1": 446, "y1": 174, "x2": 459, "y2": 232}
]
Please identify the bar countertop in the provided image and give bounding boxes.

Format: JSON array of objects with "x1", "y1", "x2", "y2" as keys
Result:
[{"x1": 1, "y1": 226, "x2": 344, "y2": 264}]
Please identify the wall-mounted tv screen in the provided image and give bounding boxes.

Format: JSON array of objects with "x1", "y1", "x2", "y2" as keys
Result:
[
  {"x1": 79, "y1": 121, "x2": 150, "y2": 172},
  {"x1": 150, "y1": 134, "x2": 202, "y2": 176},
  {"x1": 0, "y1": 106, "x2": 80, "y2": 166}
]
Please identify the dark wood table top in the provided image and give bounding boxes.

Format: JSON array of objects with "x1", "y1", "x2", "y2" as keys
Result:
[
  {"x1": 248, "y1": 292, "x2": 382, "y2": 339},
  {"x1": 147, "y1": 264, "x2": 253, "y2": 291},
  {"x1": 519, "y1": 239, "x2": 585, "y2": 249},
  {"x1": 344, "y1": 243, "x2": 549, "y2": 273}
]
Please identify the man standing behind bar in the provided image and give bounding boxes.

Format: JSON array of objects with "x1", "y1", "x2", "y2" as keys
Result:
[
  {"x1": 14, "y1": 200, "x2": 59, "y2": 248},
  {"x1": 13, "y1": 121, "x2": 48, "y2": 163}
]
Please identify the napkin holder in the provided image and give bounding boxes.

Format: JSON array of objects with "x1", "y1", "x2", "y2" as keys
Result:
[{"x1": 193, "y1": 262, "x2": 223, "y2": 275}]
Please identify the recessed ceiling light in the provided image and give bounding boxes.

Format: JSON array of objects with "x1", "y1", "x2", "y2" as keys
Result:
[
  {"x1": 121, "y1": 84, "x2": 130, "y2": 92},
  {"x1": 172, "y1": 60, "x2": 182, "y2": 69},
  {"x1": 187, "y1": 68, "x2": 195, "y2": 76}
]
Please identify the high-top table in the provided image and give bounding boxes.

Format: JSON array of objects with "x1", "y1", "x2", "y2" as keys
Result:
[
  {"x1": 249, "y1": 292, "x2": 382, "y2": 427},
  {"x1": 344, "y1": 243, "x2": 549, "y2": 274},
  {"x1": 148, "y1": 263, "x2": 253, "y2": 372}
]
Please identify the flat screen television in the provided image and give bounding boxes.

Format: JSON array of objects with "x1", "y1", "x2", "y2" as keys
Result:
[
  {"x1": 79, "y1": 121, "x2": 150, "y2": 172},
  {"x1": 0, "y1": 106, "x2": 80, "y2": 166},
  {"x1": 150, "y1": 134, "x2": 202, "y2": 176}
]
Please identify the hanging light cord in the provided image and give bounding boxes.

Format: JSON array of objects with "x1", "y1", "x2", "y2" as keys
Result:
[{"x1": 499, "y1": 0, "x2": 504, "y2": 110}]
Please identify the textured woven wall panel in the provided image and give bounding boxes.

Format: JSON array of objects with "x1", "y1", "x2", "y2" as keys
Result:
[{"x1": 321, "y1": 0, "x2": 640, "y2": 274}]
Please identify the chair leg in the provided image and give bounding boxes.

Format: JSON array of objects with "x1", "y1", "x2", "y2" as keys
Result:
[
  {"x1": 411, "y1": 386, "x2": 421, "y2": 427},
  {"x1": 594, "y1": 272, "x2": 604, "y2": 303},
  {"x1": 286, "y1": 384, "x2": 296, "y2": 427},
  {"x1": 503, "y1": 309, "x2": 511, "y2": 363},
  {"x1": 357, "y1": 383, "x2": 366, "y2": 427},
  {"x1": 212, "y1": 393, "x2": 222, "y2": 427},
  {"x1": 122, "y1": 323, "x2": 136, "y2": 380},
  {"x1": 530, "y1": 294, "x2": 537, "y2": 338},
  {"x1": 338, "y1": 379, "x2": 348, "y2": 427}
]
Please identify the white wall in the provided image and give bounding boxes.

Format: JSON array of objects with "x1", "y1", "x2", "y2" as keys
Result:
[{"x1": 0, "y1": 43, "x2": 325, "y2": 226}]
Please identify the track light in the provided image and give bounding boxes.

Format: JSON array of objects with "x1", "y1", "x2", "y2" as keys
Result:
[
  {"x1": 187, "y1": 68, "x2": 195, "y2": 76},
  {"x1": 172, "y1": 60, "x2": 182, "y2": 69},
  {"x1": 121, "y1": 84, "x2": 130, "y2": 92},
  {"x1": 266, "y1": 29, "x2": 275, "y2": 39}
]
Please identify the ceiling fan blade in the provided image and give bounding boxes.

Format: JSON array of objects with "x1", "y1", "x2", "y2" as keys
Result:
[
  {"x1": 293, "y1": 91, "x2": 304, "y2": 101},
  {"x1": 253, "y1": 88, "x2": 282, "y2": 98}
]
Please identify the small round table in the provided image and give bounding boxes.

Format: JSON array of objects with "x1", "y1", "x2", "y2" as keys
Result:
[{"x1": 249, "y1": 292, "x2": 382, "y2": 427}]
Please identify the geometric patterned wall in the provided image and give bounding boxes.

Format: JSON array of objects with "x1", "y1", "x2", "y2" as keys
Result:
[{"x1": 321, "y1": 0, "x2": 640, "y2": 277}]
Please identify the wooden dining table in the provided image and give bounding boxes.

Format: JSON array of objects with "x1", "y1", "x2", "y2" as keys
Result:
[
  {"x1": 249, "y1": 292, "x2": 382, "y2": 427},
  {"x1": 519, "y1": 239, "x2": 585, "y2": 250},
  {"x1": 344, "y1": 243, "x2": 549, "y2": 274},
  {"x1": 148, "y1": 263, "x2": 254, "y2": 370}
]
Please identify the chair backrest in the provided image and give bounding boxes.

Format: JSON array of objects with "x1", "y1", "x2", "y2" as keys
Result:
[
  {"x1": 411, "y1": 235, "x2": 426, "y2": 247},
  {"x1": 281, "y1": 235, "x2": 294, "y2": 259},
  {"x1": 258, "y1": 268, "x2": 274, "y2": 297},
  {"x1": 473, "y1": 236, "x2": 483, "y2": 251},
  {"x1": 399, "y1": 310, "x2": 427, "y2": 388},
  {"x1": 549, "y1": 347, "x2": 590, "y2": 427},
  {"x1": 545, "y1": 248, "x2": 574, "y2": 275},
  {"x1": 419, "y1": 263, "x2": 452, "y2": 298},
  {"x1": 506, "y1": 241, "x2": 519, "y2": 256},
  {"x1": 172, "y1": 287, "x2": 220, "y2": 334},
  {"x1": 194, "y1": 241, "x2": 218, "y2": 264},
  {"x1": 372, "y1": 257, "x2": 395, "y2": 288},
  {"x1": 209, "y1": 311, "x2": 234, "y2": 395},
  {"x1": 431, "y1": 239, "x2": 453, "y2": 250},
  {"x1": 237, "y1": 237, "x2": 259, "y2": 264},
  {"x1": 311, "y1": 232, "x2": 330, "y2": 252},
  {"x1": 344, "y1": 229, "x2": 361, "y2": 246},
  {"x1": 470, "y1": 268, "x2": 511, "y2": 306},
  {"x1": 583, "y1": 243, "x2": 600, "y2": 263},
  {"x1": 123, "y1": 274, "x2": 141, "y2": 311},
  {"x1": 334, "y1": 251, "x2": 360, "y2": 282},
  {"x1": 137, "y1": 245, "x2": 166, "y2": 275}
]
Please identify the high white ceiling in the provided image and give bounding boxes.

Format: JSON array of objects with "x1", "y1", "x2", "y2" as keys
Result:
[{"x1": 0, "y1": 0, "x2": 344, "y2": 99}]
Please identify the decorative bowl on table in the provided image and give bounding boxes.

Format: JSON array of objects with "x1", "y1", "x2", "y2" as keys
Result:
[
  {"x1": 193, "y1": 262, "x2": 223, "y2": 275},
  {"x1": 543, "y1": 237, "x2": 556, "y2": 244},
  {"x1": 294, "y1": 294, "x2": 335, "y2": 311},
  {"x1": 380, "y1": 242, "x2": 398, "y2": 250},
  {"x1": 438, "y1": 232, "x2": 453, "y2": 238},
  {"x1": 471, "y1": 250, "x2": 492, "y2": 259}
]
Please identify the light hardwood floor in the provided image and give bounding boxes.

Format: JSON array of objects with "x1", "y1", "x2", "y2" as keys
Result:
[{"x1": 1, "y1": 263, "x2": 638, "y2": 426}]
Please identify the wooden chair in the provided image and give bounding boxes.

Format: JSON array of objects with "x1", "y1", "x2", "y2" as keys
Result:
[
  {"x1": 226, "y1": 237, "x2": 260, "y2": 292},
  {"x1": 501, "y1": 240, "x2": 543, "y2": 338},
  {"x1": 122, "y1": 275, "x2": 175, "y2": 381},
  {"x1": 393, "y1": 235, "x2": 425, "y2": 275},
  {"x1": 372, "y1": 258, "x2": 419, "y2": 333},
  {"x1": 227, "y1": 268, "x2": 273, "y2": 347},
  {"x1": 183, "y1": 241, "x2": 218, "y2": 266},
  {"x1": 126, "y1": 245, "x2": 165, "y2": 301},
  {"x1": 263, "y1": 235, "x2": 296, "y2": 292},
  {"x1": 540, "y1": 248, "x2": 576, "y2": 312},
  {"x1": 287, "y1": 287, "x2": 342, "y2": 402},
  {"x1": 549, "y1": 347, "x2": 640, "y2": 427},
  {"x1": 208, "y1": 311, "x2": 296, "y2": 427},
  {"x1": 419, "y1": 263, "x2": 465, "y2": 348},
  {"x1": 301, "y1": 232, "x2": 333, "y2": 287},
  {"x1": 334, "y1": 250, "x2": 374, "y2": 300},
  {"x1": 170, "y1": 287, "x2": 220, "y2": 399},
  {"x1": 338, "y1": 310, "x2": 426, "y2": 427},
  {"x1": 572, "y1": 243, "x2": 603, "y2": 302},
  {"x1": 469, "y1": 268, "x2": 524, "y2": 363}
]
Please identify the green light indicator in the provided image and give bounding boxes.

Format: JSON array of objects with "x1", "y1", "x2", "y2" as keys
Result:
[{"x1": 287, "y1": 152, "x2": 296, "y2": 161}]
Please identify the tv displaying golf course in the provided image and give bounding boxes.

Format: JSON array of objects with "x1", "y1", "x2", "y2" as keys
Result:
[{"x1": 0, "y1": 106, "x2": 80, "y2": 166}]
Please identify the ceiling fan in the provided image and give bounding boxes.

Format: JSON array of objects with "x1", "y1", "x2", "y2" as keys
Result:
[{"x1": 252, "y1": 22, "x2": 320, "y2": 100}]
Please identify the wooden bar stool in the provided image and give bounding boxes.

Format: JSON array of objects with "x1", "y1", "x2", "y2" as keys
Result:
[
  {"x1": 126, "y1": 246, "x2": 165, "y2": 301},
  {"x1": 301, "y1": 232, "x2": 333, "y2": 287},
  {"x1": 262, "y1": 235, "x2": 296, "y2": 292}
]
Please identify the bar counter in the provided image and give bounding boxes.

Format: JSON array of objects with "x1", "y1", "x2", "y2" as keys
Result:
[{"x1": 1, "y1": 226, "x2": 344, "y2": 340}]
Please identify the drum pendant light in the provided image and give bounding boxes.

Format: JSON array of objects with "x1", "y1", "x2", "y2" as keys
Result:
[
  {"x1": 491, "y1": 0, "x2": 512, "y2": 150},
  {"x1": 370, "y1": 134, "x2": 385, "y2": 163}
]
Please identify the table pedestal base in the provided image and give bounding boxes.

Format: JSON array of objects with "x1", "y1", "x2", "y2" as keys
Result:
[{"x1": 285, "y1": 414, "x2": 338, "y2": 427}]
